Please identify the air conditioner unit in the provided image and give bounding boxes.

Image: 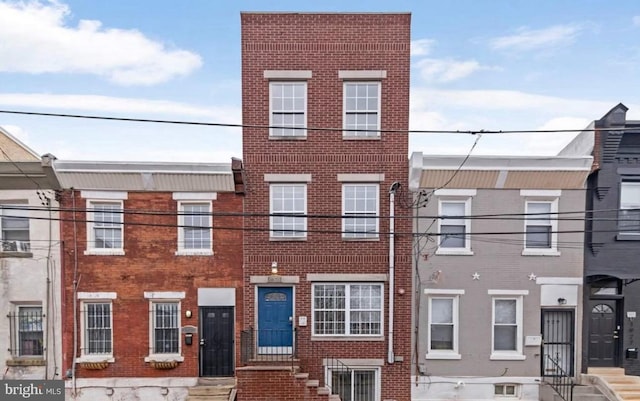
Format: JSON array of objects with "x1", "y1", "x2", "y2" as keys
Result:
[{"x1": 2, "y1": 240, "x2": 30, "y2": 252}]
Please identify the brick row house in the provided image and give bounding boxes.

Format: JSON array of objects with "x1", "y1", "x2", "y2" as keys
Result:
[
  {"x1": 236, "y1": 12, "x2": 413, "y2": 401},
  {"x1": 408, "y1": 152, "x2": 592, "y2": 400},
  {"x1": 0, "y1": 128, "x2": 62, "y2": 380},
  {"x1": 56, "y1": 160, "x2": 244, "y2": 400}
]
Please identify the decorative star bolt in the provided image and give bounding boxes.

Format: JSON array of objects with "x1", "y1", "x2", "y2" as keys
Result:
[
  {"x1": 528, "y1": 273, "x2": 537, "y2": 281},
  {"x1": 472, "y1": 272, "x2": 480, "y2": 280}
]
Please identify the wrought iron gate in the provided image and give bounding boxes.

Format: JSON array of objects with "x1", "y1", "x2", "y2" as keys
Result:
[{"x1": 542, "y1": 309, "x2": 575, "y2": 376}]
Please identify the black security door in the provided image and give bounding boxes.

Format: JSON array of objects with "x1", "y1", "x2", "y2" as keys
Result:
[
  {"x1": 541, "y1": 309, "x2": 574, "y2": 376},
  {"x1": 200, "y1": 306, "x2": 234, "y2": 376},
  {"x1": 588, "y1": 299, "x2": 620, "y2": 367}
]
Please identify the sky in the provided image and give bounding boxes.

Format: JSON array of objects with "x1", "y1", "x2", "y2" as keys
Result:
[{"x1": 1, "y1": 0, "x2": 639, "y2": 162}]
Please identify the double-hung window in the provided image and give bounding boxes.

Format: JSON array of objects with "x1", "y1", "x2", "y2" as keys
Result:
[
  {"x1": 313, "y1": 283, "x2": 383, "y2": 336},
  {"x1": 270, "y1": 82, "x2": 307, "y2": 137},
  {"x1": 343, "y1": 82, "x2": 381, "y2": 138},
  {"x1": 437, "y1": 196, "x2": 472, "y2": 254},
  {"x1": 87, "y1": 200, "x2": 123, "y2": 253},
  {"x1": 425, "y1": 289, "x2": 463, "y2": 359},
  {"x1": 343, "y1": 184, "x2": 379, "y2": 239},
  {"x1": 1, "y1": 204, "x2": 30, "y2": 252},
  {"x1": 177, "y1": 201, "x2": 212, "y2": 254},
  {"x1": 489, "y1": 290, "x2": 527, "y2": 360},
  {"x1": 270, "y1": 184, "x2": 307, "y2": 239},
  {"x1": 82, "y1": 302, "x2": 113, "y2": 358},
  {"x1": 10, "y1": 306, "x2": 43, "y2": 358},
  {"x1": 620, "y1": 181, "x2": 640, "y2": 235},
  {"x1": 144, "y1": 292, "x2": 184, "y2": 362},
  {"x1": 525, "y1": 201, "x2": 556, "y2": 250}
]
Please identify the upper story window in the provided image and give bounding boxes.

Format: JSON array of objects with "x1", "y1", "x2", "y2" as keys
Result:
[
  {"x1": 270, "y1": 82, "x2": 307, "y2": 138},
  {"x1": 312, "y1": 283, "x2": 383, "y2": 337},
  {"x1": 87, "y1": 200, "x2": 124, "y2": 254},
  {"x1": 342, "y1": 184, "x2": 379, "y2": 239},
  {"x1": 343, "y1": 82, "x2": 381, "y2": 138},
  {"x1": 437, "y1": 198, "x2": 472, "y2": 255},
  {"x1": 270, "y1": 184, "x2": 307, "y2": 239},
  {"x1": 620, "y1": 181, "x2": 640, "y2": 235},
  {"x1": 1, "y1": 204, "x2": 30, "y2": 253},
  {"x1": 524, "y1": 201, "x2": 557, "y2": 250},
  {"x1": 177, "y1": 201, "x2": 212, "y2": 254}
]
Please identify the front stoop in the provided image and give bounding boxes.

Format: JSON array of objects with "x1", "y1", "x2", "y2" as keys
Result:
[
  {"x1": 187, "y1": 378, "x2": 236, "y2": 401},
  {"x1": 582, "y1": 368, "x2": 640, "y2": 401}
]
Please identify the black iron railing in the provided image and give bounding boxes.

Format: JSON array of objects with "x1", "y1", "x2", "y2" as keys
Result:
[
  {"x1": 240, "y1": 328, "x2": 297, "y2": 367},
  {"x1": 545, "y1": 354, "x2": 574, "y2": 401}
]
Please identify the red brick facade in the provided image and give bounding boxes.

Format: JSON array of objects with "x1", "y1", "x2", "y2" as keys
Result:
[
  {"x1": 240, "y1": 13, "x2": 412, "y2": 401},
  {"x1": 60, "y1": 190, "x2": 243, "y2": 379}
]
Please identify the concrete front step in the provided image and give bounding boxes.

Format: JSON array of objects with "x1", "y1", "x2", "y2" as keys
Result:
[
  {"x1": 188, "y1": 385, "x2": 234, "y2": 396},
  {"x1": 588, "y1": 367, "x2": 626, "y2": 376}
]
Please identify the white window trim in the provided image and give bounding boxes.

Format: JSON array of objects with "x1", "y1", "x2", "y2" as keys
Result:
[
  {"x1": 311, "y1": 282, "x2": 384, "y2": 338},
  {"x1": 144, "y1": 299, "x2": 184, "y2": 363},
  {"x1": 269, "y1": 183, "x2": 307, "y2": 240},
  {"x1": 176, "y1": 200, "x2": 213, "y2": 256},
  {"x1": 437, "y1": 197, "x2": 473, "y2": 255},
  {"x1": 490, "y1": 295, "x2": 525, "y2": 360},
  {"x1": 77, "y1": 300, "x2": 115, "y2": 363},
  {"x1": 426, "y1": 292, "x2": 462, "y2": 360},
  {"x1": 325, "y1": 365, "x2": 381, "y2": 401},
  {"x1": 620, "y1": 181, "x2": 640, "y2": 235},
  {"x1": 494, "y1": 383, "x2": 520, "y2": 398},
  {"x1": 0, "y1": 203, "x2": 31, "y2": 253},
  {"x1": 85, "y1": 199, "x2": 125, "y2": 255},
  {"x1": 522, "y1": 199, "x2": 559, "y2": 256},
  {"x1": 269, "y1": 81, "x2": 307, "y2": 138},
  {"x1": 342, "y1": 81, "x2": 381, "y2": 139},
  {"x1": 342, "y1": 183, "x2": 380, "y2": 240}
]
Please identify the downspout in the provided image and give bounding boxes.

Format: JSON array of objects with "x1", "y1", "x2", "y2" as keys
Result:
[
  {"x1": 388, "y1": 182, "x2": 400, "y2": 364},
  {"x1": 71, "y1": 190, "x2": 79, "y2": 396}
]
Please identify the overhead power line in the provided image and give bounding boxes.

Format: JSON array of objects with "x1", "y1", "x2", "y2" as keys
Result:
[{"x1": 0, "y1": 109, "x2": 636, "y2": 135}]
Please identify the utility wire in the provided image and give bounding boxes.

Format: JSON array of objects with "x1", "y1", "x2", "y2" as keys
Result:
[{"x1": 1, "y1": 109, "x2": 637, "y2": 135}]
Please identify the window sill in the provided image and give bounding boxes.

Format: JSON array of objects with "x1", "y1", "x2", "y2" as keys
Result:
[
  {"x1": 269, "y1": 236, "x2": 307, "y2": 241},
  {"x1": 175, "y1": 250, "x2": 214, "y2": 256},
  {"x1": 436, "y1": 249, "x2": 474, "y2": 256},
  {"x1": 269, "y1": 135, "x2": 307, "y2": 140},
  {"x1": 342, "y1": 237, "x2": 380, "y2": 242},
  {"x1": 76, "y1": 355, "x2": 115, "y2": 363},
  {"x1": 521, "y1": 249, "x2": 560, "y2": 256},
  {"x1": 144, "y1": 355, "x2": 184, "y2": 363},
  {"x1": 6, "y1": 358, "x2": 45, "y2": 366},
  {"x1": 490, "y1": 353, "x2": 526, "y2": 361},
  {"x1": 342, "y1": 135, "x2": 381, "y2": 140},
  {"x1": 617, "y1": 233, "x2": 640, "y2": 241},
  {"x1": 425, "y1": 352, "x2": 461, "y2": 360},
  {"x1": 84, "y1": 249, "x2": 125, "y2": 256},
  {"x1": 311, "y1": 335, "x2": 384, "y2": 342},
  {"x1": 0, "y1": 251, "x2": 33, "y2": 259}
]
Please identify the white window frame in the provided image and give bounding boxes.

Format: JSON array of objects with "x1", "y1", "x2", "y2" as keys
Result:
[
  {"x1": 523, "y1": 199, "x2": 559, "y2": 255},
  {"x1": 269, "y1": 81, "x2": 307, "y2": 138},
  {"x1": 437, "y1": 198, "x2": 472, "y2": 255},
  {"x1": 11, "y1": 305, "x2": 43, "y2": 358},
  {"x1": 326, "y1": 365, "x2": 381, "y2": 401},
  {"x1": 490, "y1": 291, "x2": 526, "y2": 360},
  {"x1": 343, "y1": 81, "x2": 381, "y2": 138},
  {"x1": 79, "y1": 301, "x2": 114, "y2": 362},
  {"x1": 312, "y1": 283, "x2": 384, "y2": 337},
  {"x1": 85, "y1": 200, "x2": 124, "y2": 255},
  {"x1": 620, "y1": 181, "x2": 640, "y2": 235},
  {"x1": 176, "y1": 201, "x2": 213, "y2": 255},
  {"x1": 494, "y1": 383, "x2": 519, "y2": 398},
  {"x1": 425, "y1": 290, "x2": 463, "y2": 360},
  {"x1": 342, "y1": 183, "x2": 380, "y2": 239},
  {"x1": 270, "y1": 183, "x2": 307, "y2": 239},
  {"x1": 145, "y1": 299, "x2": 184, "y2": 362},
  {"x1": 0, "y1": 204, "x2": 31, "y2": 253}
]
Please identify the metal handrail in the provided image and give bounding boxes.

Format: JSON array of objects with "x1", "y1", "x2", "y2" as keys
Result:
[
  {"x1": 240, "y1": 327, "x2": 297, "y2": 370},
  {"x1": 545, "y1": 354, "x2": 574, "y2": 401}
]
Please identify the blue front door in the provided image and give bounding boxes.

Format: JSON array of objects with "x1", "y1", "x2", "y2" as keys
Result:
[{"x1": 257, "y1": 287, "x2": 293, "y2": 352}]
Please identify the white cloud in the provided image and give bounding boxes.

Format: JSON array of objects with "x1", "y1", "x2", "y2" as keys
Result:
[
  {"x1": 0, "y1": 1, "x2": 202, "y2": 85},
  {"x1": 413, "y1": 58, "x2": 496, "y2": 83},
  {"x1": 633, "y1": 16, "x2": 640, "y2": 27},
  {"x1": 489, "y1": 24, "x2": 583, "y2": 51},
  {"x1": 411, "y1": 38, "x2": 435, "y2": 57},
  {"x1": 0, "y1": 124, "x2": 30, "y2": 144}
]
